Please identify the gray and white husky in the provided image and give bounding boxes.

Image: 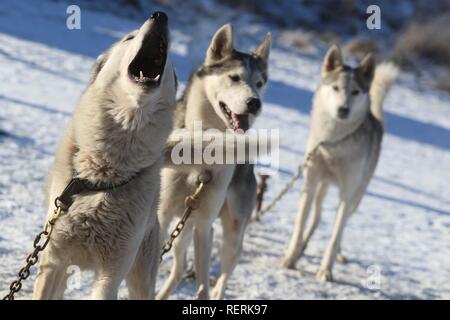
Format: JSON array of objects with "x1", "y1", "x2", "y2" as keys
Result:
[
  {"x1": 282, "y1": 45, "x2": 398, "y2": 282},
  {"x1": 157, "y1": 24, "x2": 271, "y2": 300},
  {"x1": 32, "y1": 12, "x2": 177, "y2": 299}
]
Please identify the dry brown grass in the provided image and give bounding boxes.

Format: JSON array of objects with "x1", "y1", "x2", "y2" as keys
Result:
[
  {"x1": 435, "y1": 67, "x2": 450, "y2": 92},
  {"x1": 395, "y1": 14, "x2": 450, "y2": 66},
  {"x1": 279, "y1": 30, "x2": 316, "y2": 53},
  {"x1": 121, "y1": 0, "x2": 171, "y2": 8},
  {"x1": 344, "y1": 37, "x2": 380, "y2": 60}
]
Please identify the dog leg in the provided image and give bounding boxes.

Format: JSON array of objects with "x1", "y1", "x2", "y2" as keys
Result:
[
  {"x1": 127, "y1": 225, "x2": 160, "y2": 300},
  {"x1": 193, "y1": 222, "x2": 214, "y2": 300},
  {"x1": 336, "y1": 242, "x2": 347, "y2": 264},
  {"x1": 282, "y1": 170, "x2": 319, "y2": 269},
  {"x1": 156, "y1": 222, "x2": 193, "y2": 300},
  {"x1": 159, "y1": 205, "x2": 181, "y2": 248},
  {"x1": 212, "y1": 204, "x2": 249, "y2": 300},
  {"x1": 301, "y1": 181, "x2": 329, "y2": 254},
  {"x1": 92, "y1": 249, "x2": 139, "y2": 300},
  {"x1": 334, "y1": 186, "x2": 367, "y2": 265},
  {"x1": 32, "y1": 246, "x2": 67, "y2": 300},
  {"x1": 52, "y1": 267, "x2": 70, "y2": 300},
  {"x1": 316, "y1": 200, "x2": 351, "y2": 282},
  {"x1": 91, "y1": 277, "x2": 120, "y2": 300},
  {"x1": 92, "y1": 260, "x2": 132, "y2": 300}
]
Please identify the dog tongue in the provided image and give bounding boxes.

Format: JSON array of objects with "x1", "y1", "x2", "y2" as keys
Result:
[{"x1": 231, "y1": 112, "x2": 249, "y2": 132}]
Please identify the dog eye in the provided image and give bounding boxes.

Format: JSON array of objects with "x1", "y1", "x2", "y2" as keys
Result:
[
  {"x1": 351, "y1": 89, "x2": 360, "y2": 96},
  {"x1": 256, "y1": 81, "x2": 263, "y2": 88},
  {"x1": 332, "y1": 85, "x2": 339, "y2": 92},
  {"x1": 229, "y1": 75, "x2": 240, "y2": 82}
]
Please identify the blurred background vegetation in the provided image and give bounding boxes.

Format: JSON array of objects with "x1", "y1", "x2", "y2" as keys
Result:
[{"x1": 73, "y1": 0, "x2": 450, "y2": 92}]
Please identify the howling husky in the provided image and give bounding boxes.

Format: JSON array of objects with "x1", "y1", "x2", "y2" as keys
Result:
[
  {"x1": 32, "y1": 12, "x2": 177, "y2": 299},
  {"x1": 282, "y1": 45, "x2": 398, "y2": 282},
  {"x1": 157, "y1": 24, "x2": 271, "y2": 300}
]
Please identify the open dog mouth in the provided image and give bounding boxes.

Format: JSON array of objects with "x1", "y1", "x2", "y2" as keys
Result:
[
  {"x1": 128, "y1": 12, "x2": 168, "y2": 87},
  {"x1": 219, "y1": 101, "x2": 250, "y2": 132}
]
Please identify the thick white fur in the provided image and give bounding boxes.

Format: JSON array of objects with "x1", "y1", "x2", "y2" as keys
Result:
[
  {"x1": 32, "y1": 18, "x2": 176, "y2": 300},
  {"x1": 157, "y1": 24, "x2": 270, "y2": 300},
  {"x1": 282, "y1": 45, "x2": 397, "y2": 282},
  {"x1": 370, "y1": 62, "x2": 399, "y2": 125}
]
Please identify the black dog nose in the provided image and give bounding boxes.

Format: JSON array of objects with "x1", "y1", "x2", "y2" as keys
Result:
[
  {"x1": 338, "y1": 106, "x2": 349, "y2": 119},
  {"x1": 247, "y1": 98, "x2": 261, "y2": 114},
  {"x1": 150, "y1": 11, "x2": 168, "y2": 23}
]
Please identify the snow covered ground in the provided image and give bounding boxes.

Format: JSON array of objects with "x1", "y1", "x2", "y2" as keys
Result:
[{"x1": 1, "y1": 0, "x2": 449, "y2": 300}]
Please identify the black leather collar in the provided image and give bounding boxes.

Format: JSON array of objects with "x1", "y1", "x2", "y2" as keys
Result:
[{"x1": 54, "y1": 175, "x2": 134, "y2": 210}]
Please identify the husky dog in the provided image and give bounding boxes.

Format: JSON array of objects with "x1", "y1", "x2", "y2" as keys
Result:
[
  {"x1": 32, "y1": 12, "x2": 177, "y2": 299},
  {"x1": 157, "y1": 24, "x2": 271, "y2": 300},
  {"x1": 282, "y1": 45, "x2": 398, "y2": 282}
]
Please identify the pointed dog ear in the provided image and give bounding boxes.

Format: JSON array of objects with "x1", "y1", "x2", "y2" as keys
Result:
[
  {"x1": 254, "y1": 32, "x2": 271, "y2": 64},
  {"x1": 322, "y1": 45, "x2": 343, "y2": 78},
  {"x1": 89, "y1": 52, "x2": 109, "y2": 84},
  {"x1": 205, "y1": 24, "x2": 234, "y2": 65},
  {"x1": 358, "y1": 53, "x2": 376, "y2": 84}
]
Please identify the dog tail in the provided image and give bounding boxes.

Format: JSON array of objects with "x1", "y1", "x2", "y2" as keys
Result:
[{"x1": 370, "y1": 62, "x2": 399, "y2": 125}]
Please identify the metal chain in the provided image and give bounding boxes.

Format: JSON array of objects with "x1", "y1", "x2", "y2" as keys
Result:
[
  {"x1": 3, "y1": 171, "x2": 210, "y2": 299},
  {"x1": 160, "y1": 172, "x2": 211, "y2": 263},
  {"x1": 255, "y1": 143, "x2": 322, "y2": 219},
  {"x1": 3, "y1": 206, "x2": 63, "y2": 300}
]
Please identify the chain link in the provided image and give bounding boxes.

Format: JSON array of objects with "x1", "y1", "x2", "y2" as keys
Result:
[
  {"x1": 255, "y1": 143, "x2": 322, "y2": 219},
  {"x1": 160, "y1": 172, "x2": 211, "y2": 263},
  {"x1": 3, "y1": 206, "x2": 63, "y2": 300}
]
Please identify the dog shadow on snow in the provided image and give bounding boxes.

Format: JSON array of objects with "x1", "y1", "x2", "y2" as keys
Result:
[{"x1": 278, "y1": 254, "x2": 425, "y2": 300}]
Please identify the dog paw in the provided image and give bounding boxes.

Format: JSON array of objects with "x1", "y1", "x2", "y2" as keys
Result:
[
  {"x1": 316, "y1": 269, "x2": 333, "y2": 282},
  {"x1": 336, "y1": 253, "x2": 347, "y2": 264},
  {"x1": 211, "y1": 287, "x2": 224, "y2": 300},
  {"x1": 195, "y1": 285, "x2": 209, "y2": 300},
  {"x1": 155, "y1": 292, "x2": 165, "y2": 300},
  {"x1": 281, "y1": 257, "x2": 297, "y2": 269}
]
